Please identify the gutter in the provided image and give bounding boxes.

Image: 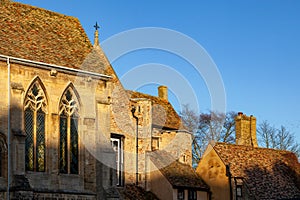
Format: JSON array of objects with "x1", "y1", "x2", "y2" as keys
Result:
[
  {"x1": 7, "y1": 57, "x2": 11, "y2": 200},
  {"x1": 0, "y1": 55, "x2": 112, "y2": 80}
]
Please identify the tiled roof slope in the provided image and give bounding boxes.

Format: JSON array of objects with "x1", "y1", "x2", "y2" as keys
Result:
[
  {"x1": 120, "y1": 184, "x2": 159, "y2": 200},
  {"x1": 0, "y1": 1, "x2": 92, "y2": 68},
  {"x1": 127, "y1": 90, "x2": 182, "y2": 130},
  {"x1": 214, "y1": 143, "x2": 300, "y2": 199},
  {"x1": 150, "y1": 150, "x2": 209, "y2": 190}
]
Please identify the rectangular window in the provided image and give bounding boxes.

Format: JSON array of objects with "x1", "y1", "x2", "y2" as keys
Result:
[
  {"x1": 188, "y1": 190, "x2": 197, "y2": 200},
  {"x1": 151, "y1": 137, "x2": 159, "y2": 151},
  {"x1": 236, "y1": 185, "x2": 242, "y2": 197},
  {"x1": 111, "y1": 134, "x2": 124, "y2": 186},
  {"x1": 178, "y1": 189, "x2": 184, "y2": 200}
]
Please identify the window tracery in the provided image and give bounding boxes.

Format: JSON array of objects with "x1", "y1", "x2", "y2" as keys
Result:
[{"x1": 24, "y1": 81, "x2": 47, "y2": 172}]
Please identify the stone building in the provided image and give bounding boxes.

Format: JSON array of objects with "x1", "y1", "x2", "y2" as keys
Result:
[
  {"x1": 0, "y1": 1, "x2": 209, "y2": 199},
  {"x1": 196, "y1": 112, "x2": 300, "y2": 200}
]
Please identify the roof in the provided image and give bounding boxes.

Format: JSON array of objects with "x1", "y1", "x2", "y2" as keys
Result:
[
  {"x1": 127, "y1": 90, "x2": 182, "y2": 130},
  {"x1": 150, "y1": 150, "x2": 209, "y2": 190},
  {"x1": 121, "y1": 184, "x2": 159, "y2": 200},
  {"x1": 0, "y1": 1, "x2": 92, "y2": 69},
  {"x1": 213, "y1": 143, "x2": 300, "y2": 199}
]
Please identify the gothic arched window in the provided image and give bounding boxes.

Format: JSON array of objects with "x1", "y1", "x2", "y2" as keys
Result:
[
  {"x1": 59, "y1": 87, "x2": 79, "y2": 174},
  {"x1": 24, "y1": 80, "x2": 47, "y2": 172}
]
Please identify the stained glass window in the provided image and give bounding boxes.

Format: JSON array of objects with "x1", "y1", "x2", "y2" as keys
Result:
[
  {"x1": 59, "y1": 87, "x2": 79, "y2": 174},
  {"x1": 70, "y1": 116, "x2": 78, "y2": 174},
  {"x1": 25, "y1": 109, "x2": 34, "y2": 171},
  {"x1": 24, "y1": 80, "x2": 47, "y2": 172}
]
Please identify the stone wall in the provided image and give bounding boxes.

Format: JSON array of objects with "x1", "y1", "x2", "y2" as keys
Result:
[
  {"x1": 235, "y1": 113, "x2": 258, "y2": 147},
  {"x1": 196, "y1": 146, "x2": 230, "y2": 200},
  {"x1": 0, "y1": 59, "x2": 112, "y2": 199}
]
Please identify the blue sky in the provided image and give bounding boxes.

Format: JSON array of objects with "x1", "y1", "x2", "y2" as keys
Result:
[{"x1": 15, "y1": 0, "x2": 300, "y2": 143}]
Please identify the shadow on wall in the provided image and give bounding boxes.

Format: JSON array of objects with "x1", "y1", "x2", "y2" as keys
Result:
[{"x1": 0, "y1": 104, "x2": 118, "y2": 199}]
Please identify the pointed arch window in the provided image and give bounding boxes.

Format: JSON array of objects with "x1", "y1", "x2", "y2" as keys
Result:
[
  {"x1": 59, "y1": 87, "x2": 79, "y2": 174},
  {"x1": 24, "y1": 81, "x2": 47, "y2": 172}
]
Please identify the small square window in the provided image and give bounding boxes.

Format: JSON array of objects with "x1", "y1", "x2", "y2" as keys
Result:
[
  {"x1": 177, "y1": 189, "x2": 184, "y2": 200},
  {"x1": 152, "y1": 137, "x2": 159, "y2": 151},
  {"x1": 236, "y1": 185, "x2": 242, "y2": 197},
  {"x1": 188, "y1": 190, "x2": 197, "y2": 200}
]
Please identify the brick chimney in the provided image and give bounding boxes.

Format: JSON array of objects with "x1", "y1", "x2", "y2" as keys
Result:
[
  {"x1": 235, "y1": 112, "x2": 258, "y2": 147},
  {"x1": 158, "y1": 86, "x2": 168, "y2": 101}
]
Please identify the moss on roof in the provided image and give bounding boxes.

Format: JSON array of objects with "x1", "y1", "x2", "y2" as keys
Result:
[{"x1": 213, "y1": 143, "x2": 300, "y2": 199}]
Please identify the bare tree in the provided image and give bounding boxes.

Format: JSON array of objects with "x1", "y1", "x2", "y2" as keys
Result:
[
  {"x1": 257, "y1": 121, "x2": 300, "y2": 157},
  {"x1": 180, "y1": 104, "x2": 198, "y2": 133},
  {"x1": 180, "y1": 105, "x2": 236, "y2": 165},
  {"x1": 257, "y1": 120, "x2": 277, "y2": 148}
]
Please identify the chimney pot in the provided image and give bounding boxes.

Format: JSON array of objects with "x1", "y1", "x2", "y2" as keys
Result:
[{"x1": 238, "y1": 112, "x2": 243, "y2": 116}]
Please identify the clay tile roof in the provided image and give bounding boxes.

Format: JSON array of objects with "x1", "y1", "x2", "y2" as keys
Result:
[
  {"x1": 127, "y1": 90, "x2": 182, "y2": 130},
  {"x1": 0, "y1": 1, "x2": 92, "y2": 68},
  {"x1": 213, "y1": 143, "x2": 300, "y2": 199},
  {"x1": 150, "y1": 150, "x2": 210, "y2": 190},
  {"x1": 122, "y1": 184, "x2": 159, "y2": 200}
]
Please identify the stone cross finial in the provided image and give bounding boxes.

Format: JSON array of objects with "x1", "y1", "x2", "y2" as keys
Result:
[
  {"x1": 94, "y1": 22, "x2": 100, "y2": 31},
  {"x1": 93, "y1": 22, "x2": 100, "y2": 46}
]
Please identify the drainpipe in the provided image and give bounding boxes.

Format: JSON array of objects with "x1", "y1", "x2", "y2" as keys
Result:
[
  {"x1": 7, "y1": 57, "x2": 11, "y2": 200},
  {"x1": 131, "y1": 105, "x2": 139, "y2": 186},
  {"x1": 226, "y1": 164, "x2": 233, "y2": 200}
]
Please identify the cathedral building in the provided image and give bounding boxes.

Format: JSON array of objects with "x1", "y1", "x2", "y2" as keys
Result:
[{"x1": 0, "y1": 1, "x2": 209, "y2": 199}]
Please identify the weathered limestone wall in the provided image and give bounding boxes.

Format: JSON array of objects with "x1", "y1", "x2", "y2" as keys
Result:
[
  {"x1": 0, "y1": 59, "x2": 112, "y2": 198},
  {"x1": 156, "y1": 130, "x2": 192, "y2": 166},
  {"x1": 196, "y1": 147, "x2": 230, "y2": 200},
  {"x1": 235, "y1": 113, "x2": 258, "y2": 147}
]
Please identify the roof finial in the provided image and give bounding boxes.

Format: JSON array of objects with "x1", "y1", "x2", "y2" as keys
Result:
[
  {"x1": 94, "y1": 22, "x2": 100, "y2": 31},
  {"x1": 93, "y1": 22, "x2": 100, "y2": 47}
]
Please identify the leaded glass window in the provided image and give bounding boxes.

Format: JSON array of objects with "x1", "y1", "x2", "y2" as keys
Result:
[
  {"x1": 59, "y1": 87, "x2": 79, "y2": 174},
  {"x1": 24, "y1": 81, "x2": 47, "y2": 172}
]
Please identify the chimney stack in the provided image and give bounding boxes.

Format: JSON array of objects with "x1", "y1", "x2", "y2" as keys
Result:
[
  {"x1": 235, "y1": 112, "x2": 258, "y2": 147},
  {"x1": 158, "y1": 86, "x2": 168, "y2": 101}
]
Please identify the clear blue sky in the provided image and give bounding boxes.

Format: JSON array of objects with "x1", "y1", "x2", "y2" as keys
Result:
[{"x1": 15, "y1": 0, "x2": 300, "y2": 143}]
